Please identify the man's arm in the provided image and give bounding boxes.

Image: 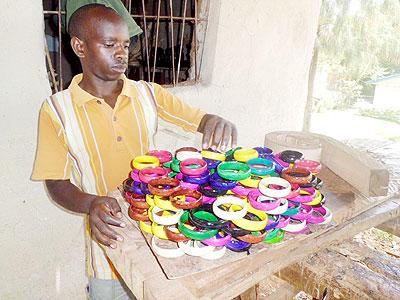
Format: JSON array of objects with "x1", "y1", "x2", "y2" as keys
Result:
[
  {"x1": 45, "y1": 179, "x2": 125, "y2": 249},
  {"x1": 197, "y1": 114, "x2": 238, "y2": 151}
]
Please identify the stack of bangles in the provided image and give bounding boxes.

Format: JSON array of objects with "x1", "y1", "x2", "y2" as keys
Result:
[{"x1": 121, "y1": 146, "x2": 331, "y2": 259}]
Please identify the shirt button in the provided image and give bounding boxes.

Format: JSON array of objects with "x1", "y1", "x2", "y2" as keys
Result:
[
  {"x1": 113, "y1": 116, "x2": 117, "y2": 122},
  {"x1": 96, "y1": 100, "x2": 102, "y2": 104},
  {"x1": 117, "y1": 136, "x2": 123, "y2": 142}
]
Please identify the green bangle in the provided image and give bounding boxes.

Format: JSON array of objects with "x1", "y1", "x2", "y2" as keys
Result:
[
  {"x1": 168, "y1": 171, "x2": 178, "y2": 178},
  {"x1": 163, "y1": 161, "x2": 172, "y2": 168},
  {"x1": 224, "y1": 147, "x2": 242, "y2": 161},
  {"x1": 264, "y1": 229, "x2": 285, "y2": 244},
  {"x1": 178, "y1": 211, "x2": 218, "y2": 240},
  {"x1": 170, "y1": 157, "x2": 181, "y2": 173},
  {"x1": 281, "y1": 202, "x2": 301, "y2": 216},
  {"x1": 247, "y1": 158, "x2": 275, "y2": 176},
  {"x1": 217, "y1": 161, "x2": 251, "y2": 181}
]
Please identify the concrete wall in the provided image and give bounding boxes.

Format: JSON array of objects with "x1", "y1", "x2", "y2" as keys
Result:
[
  {"x1": 0, "y1": 0, "x2": 320, "y2": 299},
  {"x1": 374, "y1": 79, "x2": 400, "y2": 110}
]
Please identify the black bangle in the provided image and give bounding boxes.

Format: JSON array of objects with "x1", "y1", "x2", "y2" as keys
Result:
[
  {"x1": 198, "y1": 184, "x2": 227, "y2": 197},
  {"x1": 222, "y1": 224, "x2": 251, "y2": 237},
  {"x1": 280, "y1": 150, "x2": 303, "y2": 163},
  {"x1": 299, "y1": 175, "x2": 324, "y2": 189},
  {"x1": 189, "y1": 206, "x2": 230, "y2": 230}
]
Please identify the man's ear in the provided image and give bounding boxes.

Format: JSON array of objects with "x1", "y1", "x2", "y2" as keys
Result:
[{"x1": 70, "y1": 36, "x2": 85, "y2": 58}]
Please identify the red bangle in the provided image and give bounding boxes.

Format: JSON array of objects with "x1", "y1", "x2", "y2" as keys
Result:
[
  {"x1": 147, "y1": 150, "x2": 173, "y2": 164},
  {"x1": 164, "y1": 225, "x2": 190, "y2": 242},
  {"x1": 148, "y1": 177, "x2": 181, "y2": 197},
  {"x1": 281, "y1": 167, "x2": 312, "y2": 184},
  {"x1": 128, "y1": 205, "x2": 150, "y2": 221},
  {"x1": 237, "y1": 230, "x2": 267, "y2": 244},
  {"x1": 170, "y1": 189, "x2": 202, "y2": 209},
  {"x1": 138, "y1": 166, "x2": 168, "y2": 183},
  {"x1": 124, "y1": 191, "x2": 145, "y2": 205},
  {"x1": 179, "y1": 158, "x2": 208, "y2": 176},
  {"x1": 295, "y1": 159, "x2": 321, "y2": 174},
  {"x1": 286, "y1": 184, "x2": 300, "y2": 199}
]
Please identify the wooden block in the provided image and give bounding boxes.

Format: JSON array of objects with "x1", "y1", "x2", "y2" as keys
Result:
[
  {"x1": 277, "y1": 240, "x2": 400, "y2": 300},
  {"x1": 377, "y1": 217, "x2": 400, "y2": 237},
  {"x1": 264, "y1": 131, "x2": 390, "y2": 197}
]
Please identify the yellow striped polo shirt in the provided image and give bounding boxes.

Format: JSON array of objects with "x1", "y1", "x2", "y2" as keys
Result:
[{"x1": 31, "y1": 73, "x2": 205, "y2": 279}]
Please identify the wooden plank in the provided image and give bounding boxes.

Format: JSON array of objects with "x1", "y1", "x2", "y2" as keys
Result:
[
  {"x1": 264, "y1": 131, "x2": 390, "y2": 197},
  {"x1": 142, "y1": 197, "x2": 400, "y2": 299},
  {"x1": 378, "y1": 218, "x2": 400, "y2": 236},
  {"x1": 277, "y1": 240, "x2": 400, "y2": 300}
]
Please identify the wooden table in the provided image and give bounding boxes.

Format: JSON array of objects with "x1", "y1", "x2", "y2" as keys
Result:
[{"x1": 103, "y1": 138, "x2": 400, "y2": 300}]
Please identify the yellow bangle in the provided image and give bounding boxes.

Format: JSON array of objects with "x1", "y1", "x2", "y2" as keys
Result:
[
  {"x1": 231, "y1": 204, "x2": 268, "y2": 231},
  {"x1": 239, "y1": 175, "x2": 265, "y2": 188},
  {"x1": 139, "y1": 221, "x2": 153, "y2": 234},
  {"x1": 151, "y1": 222, "x2": 169, "y2": 240},
  {"x1": 146, "y1": 194, "x2": 155, "y2": 207},
  {"x1": 233, "y1": 148, "x2": 258, "y2": 162},
  {"x1": 201, "y1": 150, "x2": 226, "y2": 161},
  {"x1": 132, "y1": 155, "x2": 160, "y2": 170},
  {"x1": 303, "y1": 190, "x2": 322, "y2": 206},
  {"x1": 153, "y1": 195, "x2": 176, "y2": 210}
]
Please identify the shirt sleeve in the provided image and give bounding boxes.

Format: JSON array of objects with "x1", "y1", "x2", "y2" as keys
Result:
[
  {"x1": 31, "y1": 101, "x2": 72, "y2": 181},
  {"x1": 151, "y1": 82, "x2": 207, "y2": 133}
]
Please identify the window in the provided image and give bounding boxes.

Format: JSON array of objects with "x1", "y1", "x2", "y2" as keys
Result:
[{"x1": 43, "y1": 0, "x2": 208, "y2": 92}]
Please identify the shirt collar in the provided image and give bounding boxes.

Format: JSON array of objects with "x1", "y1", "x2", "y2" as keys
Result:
[{"x1": 68, "y1": 73, "x2": 132, "y2": 107}]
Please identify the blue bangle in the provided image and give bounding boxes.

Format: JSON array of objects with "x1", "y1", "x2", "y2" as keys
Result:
[
  {"x1": 247, "y1": 158, "x2": 275, "y2": 176},
  {"x1": 253, "y1": 147, "x2": 273, "y2": 156},
  {"x1": 226, "y1": 238, "x2": 252, "y2": 252},
  {"x1": 209, "y1": 172, "x2": 237, "y2": 190},
  {"x1": 203, "y1": 157, "x2": 221, "y2": 169},
  {"x1": 264, "y1": 215, "x2": 281, "y2": 230},
  {"x1": 139, "y1": 182, "x2": 151, "y2": 194},
  {"x1": 281, "y1": 201, "x2": 301, "y2": 216},
  {"x1": 182, "y1": 171, "x2": 210, "y2": 184},
  {"x1": 264, "y1": 156, "x2": 284, "y2": 173},
  {"x1": 123, "y1": 179, "x2": 145, "y2": 195}
]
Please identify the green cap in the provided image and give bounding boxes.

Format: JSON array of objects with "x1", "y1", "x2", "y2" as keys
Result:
[{"x1": 66, "y1": 0, "x2": 143, "y2": 37}]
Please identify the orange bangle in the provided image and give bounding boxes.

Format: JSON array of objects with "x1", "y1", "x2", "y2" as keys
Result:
[
  {"x1": 164, "y1": 225, "x2": 191, "y2": 242},
  {"x1": 170, "y1": 189, "x2": 203, "y2": 210},
  {"x1": 128, "y1": 205, "x2": 150, "y2": 221},
  {"x1": 281, "y1": 167, "x2": 312, "y2": 185},
  {"x1": 148, "y1": 177, "x2": 181, "y2": 196}
]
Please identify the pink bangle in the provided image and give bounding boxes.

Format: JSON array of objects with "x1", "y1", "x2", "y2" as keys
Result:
[
  {"x1": 202, "y1": 232, "x2": 232, "y2": 246},
  {"x1": 288, "y1": 189, "x2": 316, "y2": 203},
  {"x1": 138, "y1": 167, "x2": 168, "y2": 183},
  {"x1": 248, "y1": 190, "x2": 281, "y2": 211},
  {"x1": 147, "y1": 150, "x2": 173, "y2": 164},
  {"x1": 180, "y1": 158, "x2": 208, "y2": 176},
  {"x1": 291, "y1": 205, "x2": 312, "y2": 221},
  {"x1": 130, "y1": 170, "x2": 140, "y2": 181},
  {"x1": 180, "y1": 181, "x2": 199, "y2": 190},
  {"x1": 231, "y1": 184, "x2": 256, "y2": 197},
  {"x1": 276, "y1": 216, "x2": 290, "y2": 229},
  {"x1": 295, "y1": 159, "x2": 321, "y2": 174},
  {"x1": 274, "y1": 153, "x2": 289, "y2": 167},
  {"x1": 202, "y1": 195, "x2": 216, "y2": 204},
  {"x1": 286, "y1": 184, "x2": 300, "y2": 199},
  {"x1": 310, "y1": 206, "x2": 332, "y2": 224}
]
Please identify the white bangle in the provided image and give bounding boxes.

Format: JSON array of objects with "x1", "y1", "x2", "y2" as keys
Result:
[
  {"x1": 198, "y1": 245, "x2": 226, "y2": 260},
  {"x1": 151, "y1": 206, "x2": 183, "y2": 225},
  {"x1": 151, "y1": 236, "x2": 185, "y2": 258},
  {"x1": 176, "y1": 151, "x2": 203, "y2": 161},
  {"x1": 265, "y1": 198, "x2": 288, "y2": 215},
  {"x1": 258, "y1": 177, "x2": 291, "y2": 198},
  {"x1": 178, "y1": 240, "x2": 215, "y2": 256},
  {"x1": 212, "y1": 195, "x2": 248, "y2": 220},
  {"x1": 282, "y1": 219, "x2": 307, "y2": 232},
  {"x1": 320, "y1": 207, "x2": 333, "y2": 225}
]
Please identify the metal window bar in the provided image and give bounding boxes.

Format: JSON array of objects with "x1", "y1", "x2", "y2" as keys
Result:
[{"x1": 43, "y1": 0, "x2": 204, "y2": 92}]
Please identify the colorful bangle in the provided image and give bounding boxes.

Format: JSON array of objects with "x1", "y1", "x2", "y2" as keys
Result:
[
  {"x1": 151, "y1": 206, "x2": 184, "y2": 226},
  {"x1": 231, "y1": 184, "x2": 256, "y2": 197},
  {"x1": 148, "y1": 177, "x2": 181, "y2": 197},
  {"x1": 198, "y1": 184, "x2": 227, "y2": 197},
  {"x1": 233, "y1": 148, "x2": 259, "y2": 162},
  {"x1": 138, "y1": 166, "x2": 168, "y2": 183},
  {"x1": 202, "y1": 231, "x2": 232, "y2": 246},
  {"x1": 170, "y1": 189, "x2": 202, "y2": 210},
  {"x1": 295, "y1": 159, "x2": 321, "y2": 174},
  {"x1": 253, "y1": 147, "x2": 273, "y2": 157},
  {"x1": 123, "y1": 178, "x2": 144, "y2": 195},
  {"x1": 264, "y1": 229, "x2": 285, "y2": 244},
  {"x1": 290, "y1": 205, "x2": 312, "y2": 221},
  {"x1": 128, "y1": 205, "x2": 150, "y2": 221},
  {"x1": 209, "y1": 173, "x2": 237, "y2": 190},
  {"x1": 152, "y1": 195, "x2": 175, "y2": 210},
  {"x1": 232, "y1": 204, "x2": 268, "y2": 231},
  {"x1": 279, "y1": 150, "x2": 303, "y2": 163},
  {"x1": 282, "y1": 218, "x2": 307, "y2": 232},
  {"x1": 247, "y1": 190, "x2": 281, "y2": 211},
  {"x1": 314, "y1": 206, "x2": 332, "y2": 225},
  {"x1": 178, "y1": 211, "x2": 219, "y2": 240},
  {"x1": 180, "y1": 181, "x2": 199, "y2": 190},
  {"x1": 201, "y1": 149, "x2": 226, "y2": 161},
  {"x1": 276, "y1": 216, "x2": 290, "y2": 229},
  {"x1": 177, "y1": 240, "x2": 215, "y2": 256},
  {"x1": 139, "y1": 182, "x2": 151, "y2": 195},
  {"x1": 265, "y1": 156, "x2": 285, "y2": 173},
  {"x1": 147, "y1": 150, "x2": 172, "y2": 164},
  {"x1": 175, "y1": 147, "x2": 202, "y2": 161},
  {"x1": 258, "y1": 177, "x2": 291, "y2": 198},
  {"x1": 247, "y1": 158, "x2": 275, "y2": 176},
  {"x1": 302, "y1": 190, "x2": 322, "y2": 206},
  {"x1": 182, "y1": 171, "x2": 210, "y2": 185},
  {"x1": 189, "y1": 206, "x2": 229, "y2": 230},
  {"x1": 179, "y1": 158, "x2": 208, "y2": 176},
  {"x1": 265, "y1": 198, "x2": 289, "y2": 215},
  {"x1": 202, "y1": 195, "x2": 217, "y2": 204},
  {"x1": 203, "y1": 157, "x2": 221, "y2": 169},
  {"x1": 281, "y1": 167, "x2": 312, "y2": 185},
  {"x1": 238, "y1": 174, "x2": 264, "y2": 188},
  {"x1": 212, "y1": 195, "x2": 248, "y2": 221},
  {"x1": 130, "y1": 170, "x2": 140, "y2": 181},
  {"x1": 222, "y1": 222, "x2": 251, "y2": 237},
  {"x1": 274, "y1": 154, "x2": 290, "y2": 168},
  {"x1": 265, "y1": 215, "x2": 281, "y2": 230},
  {"x1": 237, "y1": 230, "x2": 267, "y2": 244},
  {"x1": 164, "y1": 225, "x2": 191, "y2": 242},
  {"x1": 132, "y1": 155, "x2": 160, "y2": 170},
  {"x1": 151, "y1": 222, "x2": 169, "y2": 240},
  {"x1": 281, "y1": 201, "x2": 301, "y2": 216},
  {"x1": 151, "y1": 236, "x2": 185, "y2": 258},
  {"x1": 217, "y1": 161, "x2": 251, "y2": 181},
  {"x1": 288, "y1": 188, "x2": 316, "y2": 203},
  {"x1": 224, "y1": 147, "x2": 242, "y2": 161},
  {"x1": 129, "y1": 197, "x2": 151, "y2": 210},
  {"x1": 226, "y1": 238, "x2": 252, "y2": 252},
  {"x1": 139, "y1": 220, "x2": 153, "y2": 234}
]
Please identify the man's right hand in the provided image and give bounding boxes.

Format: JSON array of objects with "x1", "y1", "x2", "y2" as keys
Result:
[{"x1": 89, "y1": 196, "x2": 126, "y2": 249}]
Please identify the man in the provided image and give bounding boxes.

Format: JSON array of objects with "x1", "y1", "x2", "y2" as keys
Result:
[{"x1": 32, "y1": 4, "x2": 237, "y2": 299}]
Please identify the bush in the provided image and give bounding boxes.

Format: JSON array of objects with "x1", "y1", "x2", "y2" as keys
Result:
[{"x1": 358, "y1": 108, "x2": 400, "y2": 124}]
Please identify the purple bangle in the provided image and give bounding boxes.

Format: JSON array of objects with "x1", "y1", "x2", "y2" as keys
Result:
[
  {"x1": 209, "y1": 173, "x2": 237, "y2": 190},
  {"x1": 275, "y1": 216, "x2": 290, "y2": 229},
  {"x1": 175, "y1": 172, "x2": 184, "y2": 180},
  {"x1": 123, "y1": 179, "x2": 145, "y2": 195},
  {"x1": 253, "y1": 147, "x2": 273, "y2": 156},
  {"x1": 274, "y1": 153, "x2": 290, "y2": 168},
  {"x1": 202, "y1": 232, "x2": 232, "y2": 246},
  {"x1": 201, "y1": 195, "x2": 217, "y2": 204},
  {"x1": 130, "y1": 170, "x2": 140, "y2": 181},
  {"x1": 180, "y1": 181, "x2": 199, "y2": 190},
  {"x1": 265, "y1": 215, "x2": 281, "y2": 230},
  {"x1": 248, "y1": 189, "x2": 281, "y2": 211},
  {"x1": 203, "y1": 158, "x2": 221, "y2": 169},
  {"x1": 226, "y1": 238, "x2": 252, "y2": 252},
  {"x1": 264, "y1": 156, "x2": 285, "y2": 173},
  {"x1": 231, "y1": 184, "x2": 256, "y2": 197},
  {"x1": 291, "y1": 205, "x2": 312, "y2": 221},
  {"x1": 140, "y1": 182, "x2": 151, "y2": 195},
  {"x1": 182, "y1": 171, "x2": 210, "y2": 185},
  {"x1": 288, "y1": 192, "x2": 315, "y2": 203},
  {"x1": 306, "y1": 208, "x2": 326, "y2": 224}
]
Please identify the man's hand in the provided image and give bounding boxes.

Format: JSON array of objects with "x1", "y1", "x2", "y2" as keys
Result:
[
  {"x1": 89, "y1": 196, "x2": 126, "y2": 249},
  {"x1": 198, "y1": 114, "x2": 238, "y2": 151}
]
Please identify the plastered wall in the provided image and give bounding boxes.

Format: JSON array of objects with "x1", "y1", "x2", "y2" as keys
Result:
[{"x1": 0, "y1": 1, "x2": 320, "y2": 299}]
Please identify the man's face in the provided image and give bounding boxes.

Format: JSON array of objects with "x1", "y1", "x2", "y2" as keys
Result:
[{"x1": 83, "y1": 17, "x2": 130, "y2": 81}]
